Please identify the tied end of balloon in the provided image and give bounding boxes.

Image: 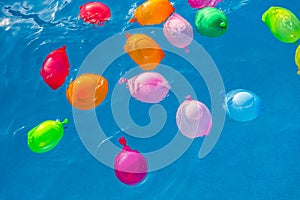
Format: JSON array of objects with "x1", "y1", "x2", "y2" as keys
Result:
[
  {"x1": 129, "y1": 18, "x2": 136, "y2": 23},
  {"x1": 220, "y1": 22, "x2": 226, "y2": 28},
  {"x1": 297, "y1": 70, "x2": 300, "y2": 75},
  {"x1": 125, "y1": 33, "x2": 131, "y2": 39},
  {"x1": 119, "y1": 137, "x2": 132, "y2": 151},
  {"x1": 119, "y1": 137, "x2": 127, "y2": 147},
  {"x1": 184, "y1": 47, "x2": 190, "y2": 54},
  {"x1": 62, "y1": 118, "x2": 68, "y2": 125},
  {"x1": 119, "y1": 78, "x2": 128, "y2": 84},
  {"x1": 185, "y1": 95, "x2": 192, "y2": 101}
]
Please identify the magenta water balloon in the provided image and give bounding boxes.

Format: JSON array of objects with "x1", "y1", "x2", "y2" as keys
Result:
[
  {"x1": 120, "y1": 72, "x2": 170, "y2": 104},
  {"x1": 188, "y1": 0, "x2": 222, "y2": 9},
  {"x1": 176, "y1": 97, "x2": 212, "y2": 139},
  {"x1": 163, "y1": 14, "x2": 194, "y2": 49},
  {"x1": 114, "y1": 137, "x2": 148, "y2": 186}
]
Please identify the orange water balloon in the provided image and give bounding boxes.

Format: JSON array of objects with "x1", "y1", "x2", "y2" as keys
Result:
[
  {"x1": 130, "y1": 0, "x2": 175, "y2": 26},
  {"x1": 66, "y1": 74, "x2": 108, "y2": 110},
  {"x1": 124, "y1": 33, "x2": 165, "y2": 70}
]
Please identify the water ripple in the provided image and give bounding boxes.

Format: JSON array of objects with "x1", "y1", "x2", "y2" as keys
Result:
[{"x1": 218, "y1": 0, "x2": 250, "y2": 14}]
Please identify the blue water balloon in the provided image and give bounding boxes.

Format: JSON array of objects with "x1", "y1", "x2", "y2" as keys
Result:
[{"x1": 224, "y1": 89, "x2": 263, "y2": 122}]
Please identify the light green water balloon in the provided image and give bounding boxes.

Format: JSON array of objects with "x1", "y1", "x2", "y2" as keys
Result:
[
  {"x1": 27, "y1": 118, "x2": 68, "y2": 153},
  {"x1": 262, "y1": 6, "x2": 300, "y2": 43},
  {"x1": 295, "y1": 45, "x2": 300, "y2": 75},
  {"x1": 195, "y1": 7, "x2": 228, "y2": 38}
]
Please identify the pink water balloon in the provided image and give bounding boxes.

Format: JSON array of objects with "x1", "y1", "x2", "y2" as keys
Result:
[
  {"x1": 176, "y1": 96, "x2": 212, "y2": 138},
  {"x1": 163, "y1": 14, "x2": 193, "y2": 51},
  {"x1": 188, "y1": 0, "x2": 222, "y2": 9},
  {"x1": 114, "y1": 137, "x2": 148, "y2": 186},
  {"x1": 119, "y1": 72, "x2": 170, "y2": 104}
]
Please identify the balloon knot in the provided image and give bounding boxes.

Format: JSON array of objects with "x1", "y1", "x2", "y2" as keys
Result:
[
  {"x1": 184, "y1": 47, "x2": 190, "y2": 53},
  {"x1": 220, "y1": 22, "x2": 226, "y2": 28},
  {"x1": 129, "y1": 18, "x2": 136, "y2": 23},
  {"x1": 185, "y1": 95, "x2": 192, "y2": 101},
  {"x1": 62, "y1": 118, "x2": 68, "y2": 125},
  {"x1": 125, "y1": 33, "x2": 131, "y2": 39},
  {"x1": 119, "y1": 78, "x2": 127, "y2": 84},
  {"x1": 119, "y1": 137, "x2": 127, "y2": 147}
]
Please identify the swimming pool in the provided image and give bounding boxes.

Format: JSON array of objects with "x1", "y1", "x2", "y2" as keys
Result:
[{"x1": 1, "y1": 0, "x2": 300, "y2": 199}]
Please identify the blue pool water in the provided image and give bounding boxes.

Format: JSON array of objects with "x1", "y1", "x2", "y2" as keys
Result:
[{"x1": 1, "y1": 0, "x2": 300, "y2": 199}]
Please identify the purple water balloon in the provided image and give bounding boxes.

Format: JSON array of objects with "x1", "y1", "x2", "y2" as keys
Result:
[
  {"x1": 119, "y1": 72, "x2": 170, "y2": 104},
  {"x1": 176, "y1": 96, "x2": 212, "y2": 138},
  {"x1": 163, "y1": 14, "x2": 194, "y2": 51},
  {"x1": 188, "y1": 0, "x2": 222, "y2": 9}
]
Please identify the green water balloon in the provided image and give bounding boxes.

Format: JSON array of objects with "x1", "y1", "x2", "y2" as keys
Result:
[
  {"x1": 262, "y1": 6, "x2": 300, "y2": 43},
  {"x1": 195, "y1": 7, "x2": 228, "y2": 38},
  {"x1": 27, "y1": 118, "x2": 68, "y2": 153},
  {"x1": 296, "y1": 45, "x2": 300, "y2": 75}
]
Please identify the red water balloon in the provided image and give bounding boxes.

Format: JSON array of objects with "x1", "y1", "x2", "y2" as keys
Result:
[
  {"x1": 40, "y1": 46, "x2": 70, "y2": 90},
  {"x1": 114, "y1": 137, "x2": 148, "y2": 186},
  {"x1": 79, "y1": 2, "x2": 111, "y2": 25}
]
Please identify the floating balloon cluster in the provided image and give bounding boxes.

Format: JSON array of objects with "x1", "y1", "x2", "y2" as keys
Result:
[{"x1": 25, "y1": 0, "x2": 299, "y2": 186}]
